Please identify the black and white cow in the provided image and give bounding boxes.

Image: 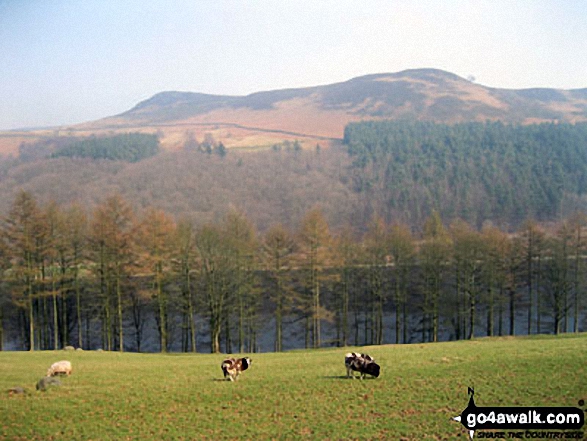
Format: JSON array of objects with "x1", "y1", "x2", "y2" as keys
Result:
[
  {"x1": 344, "y1": 352, "x2": 380, "y2": 379},
  {"x1": 221, "y1": 357, "x2": 252, "y2": 381}
]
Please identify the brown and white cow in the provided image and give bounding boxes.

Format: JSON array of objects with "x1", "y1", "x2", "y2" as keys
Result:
[
  {"x1": 344, "y1": 352, "x2": 380, "y2": 379},
  {"x1": 221, "y1": 357, "x2": 252, "y2": 381}
]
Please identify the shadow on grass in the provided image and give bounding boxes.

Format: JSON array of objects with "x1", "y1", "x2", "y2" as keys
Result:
[
  {"x1": 211, "y1": 378, "x2": 252, "y2": 382},
  {"x1": 322, "y1": 375, "x2": 379, "y2": 381},
  {"x1": 322, "y1": 375, "x2": 352, "y2": 380}
]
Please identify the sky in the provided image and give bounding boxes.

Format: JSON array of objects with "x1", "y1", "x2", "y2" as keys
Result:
[{"x1": 1, "y1": 0, "x2": 586, "y2": 130}]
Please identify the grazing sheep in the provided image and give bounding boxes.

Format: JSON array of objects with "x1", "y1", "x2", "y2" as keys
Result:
[
  {"x1": 36, "y1": 377, "x2": 61, "y2": 392},
  {"x1": 345, "y1": 352, "x2": 380, "y2": 379},
  {"x1": 47, "y1": 360, "x2": 72, "y2": 377},
  {"x1": 221, "y1": 357, "x2": 252, "y2": 381}
]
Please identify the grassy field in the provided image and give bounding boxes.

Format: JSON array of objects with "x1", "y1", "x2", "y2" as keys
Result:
[{"x1": 0, "y1": 334, "x2": 585, "y2": 440}]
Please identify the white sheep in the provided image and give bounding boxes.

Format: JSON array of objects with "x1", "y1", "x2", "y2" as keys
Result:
[{"x1": 47, "y1": 360, "x2": 72, "y2": 377}]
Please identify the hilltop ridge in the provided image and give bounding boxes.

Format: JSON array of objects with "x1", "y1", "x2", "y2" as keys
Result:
[{"x1": 1, "y1": 68, "x2": 586, "y2": 155}]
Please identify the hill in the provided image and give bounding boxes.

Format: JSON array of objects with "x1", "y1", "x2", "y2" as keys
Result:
[
  {"x1": 1, "y1": 68, "x2": 586, "y2": 155},
  {"x1": 1, "y1": 334, "x2": 585, "y2": 439},
  {"x1": 1, "y1": 70, "x2": 587, "y2": 232},
  {"x1": 118, "y1": 68, "x2": 587, "y2": 126}
]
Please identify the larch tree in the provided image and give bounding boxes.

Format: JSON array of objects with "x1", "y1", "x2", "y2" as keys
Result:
[
  {"x1": 519, "y1": 220, "x2": 546, "y2": 335},
  {"x1": 297, "y1": 207, "x2": 333, "y2": 349},
  {"x1": 62, "y1": 204, "x2": 88, "y2": 349},
  {"x1": 43, "y1": 201, "x2": 64, "y2": 349},
  {"x1": 196, "y1": 224, "x2": 230, "y2": 354},
  {"x1": 223, "y1": 209, "x2": 258, "y2": 353},
  {"x1": 332, "y1": 226, "x2": 359, "y2": 347},
  {"x1": 388, "y1": 223, "x2": 415, "y2": 344},
  {"x1": 450, "y1": 219, "x2": 485, "y2": 340},
  {"x1": 89, "y1": 195, "x2": 135, "y2": 352},
  {"x1": 420, "y1": 210, "x2": 451, "y2": 342},
  {"x1": 0, "y1": 231, "x2": 8, "y2": 350},
  {"x1": 2, "y1": 191, "x2": 46, "y2": 350},
  {"x1": 262, "y1": 223, "x2": 296, "y2": 352},
  {"x1": 135, "y1": 208, "x2": 176, "y2": 353},
  {"x1": 505, "y1": 236, "x2": 524, "y2": 336},
  {"x1": 543, "y1": 223, "x2": 572, "y2": 335},
  {"x1": 89, "y1": 204, "x2": 111, "y2": 350},
  {"x1": 363, "y1": 215, "x2": 389, "y2": 345},
  {"x1": 568, "y1": 212, "x2": 586, "y2": 333},
  {"x1": 480, "y1": 225, "x2": 509, "y2": 337},
  {"x1": 174, "y1": 219, "x2": 198, "y2": 352}
]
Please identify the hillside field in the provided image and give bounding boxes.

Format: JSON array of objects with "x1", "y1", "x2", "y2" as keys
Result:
[{"x1": 0, "y1": 335, "x2": 586, "y2": 440}]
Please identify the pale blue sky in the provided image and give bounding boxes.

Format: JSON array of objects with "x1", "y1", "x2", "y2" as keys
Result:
[{"x1": 1, "y1": 0, "x2": 586, "y2": 130}]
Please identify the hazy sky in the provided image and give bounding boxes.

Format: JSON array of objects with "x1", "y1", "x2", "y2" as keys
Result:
[{"x1": 1, "y1": 0, "x2": 586, "y2": 130}]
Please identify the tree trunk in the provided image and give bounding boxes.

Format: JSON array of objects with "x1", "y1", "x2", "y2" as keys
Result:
[
  {"x1": 394, "y1": 278, "x2": 400, "y2": 344},
  {"x1": 28, "y1": 294, "x2": 35, "y2": 351},
  {"x1": 157, "y1": 266, "x2": 166, "y2": 353},
  {"x1": 275, "y1": 285, "x2": 282, "y2": 352},
  {"x1": 554, "y1": 295, "x2": 562, "y2": 335},
  {"x1": 354, "y1": 307, "x2": 359, "y2": 346},
  {"x1": 75, "y1": 269, "x2": 82, "y2": 348},
  {"x1": 536, "y1": 256, "x2": 542, "y2": 334},
  {"x1": 239, "y1": 294, "x2": 245, "y2": 354},
  {"x1": 187, "y1": 294, "x2": 196, "y2": 353},
  {"x1": 316, "y1": 280, "x2": 321, "y2": 349},
  {"x1": 59, "y1": 264, "x2": 68, "y2": 349},
  {"x1": 574, "y1": 226, "x2": 581, "y2": 333},
  {"x1": 455, "y1": 266, "x2": 461, "y2": 340},
  {"x1": 305, "y1": 315, "x2": 310, "y2": 349},
  {"x1": 342, "y1": 269, "x2": 349, "y2": 347},
  {"x1": 509, "y1": 287, "x2": 515, "y2": 336},
  {"x1": 468, "y1": 276, "x2": 476, "y2": 340},
  {"x1": 0, "y1": 309, "x2": 3, "y2": 351},
  {"x1": 117, "y1": 273, "x2": 124, "y2": 352},
  {"x1": 376, "y1": 295, "x2": 383, "y2": 345},
  {"x1": 432, "y1": 276, "x2": 439, "y2": 343},
  {"x1": 498, "y1": 287, "x2": 504, "y2": 336},
  {"x1": 211, "y1": 318, "x2": 221, "y2": 353},
  {"x1": 402, "y1": 300, "x2": 407, "y2": 344},
  {"x1": 52, "y1": 290, "x2": 59, "y2": 349},
  {"x1": 527, "y1": 233, "x2": 533, "y2": 335},
  {"x1": 27, "y1": 257, "x2": 35, "y2": 351},
  {"x1": 486, "y1": 284, "x2": 494, "y2": 337}
]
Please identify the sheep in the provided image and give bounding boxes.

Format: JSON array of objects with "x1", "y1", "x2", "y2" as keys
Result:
[
  {"x1": 47, "y1": 360, "x2": 72, "y2": 377},
  {"x1": 344, "y1": 352, "x2": 380, "y2": 379},
  {"x1": 221, "y1": 357, "x2": 252, "y2": 381},
  {"x1": 36, "y1": 377, "x2": 61, "y2": 392}
]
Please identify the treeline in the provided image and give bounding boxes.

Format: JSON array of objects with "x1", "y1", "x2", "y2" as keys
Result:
[
  {"x1": 0, "y1": 191, "x2": 585, "y2": 353},
  {"x1": 51, "y1": 133, "x2": 160, "y2": 162},
  {"x1": 344, "y1": 120, "x2": 587, "y2": 228}
]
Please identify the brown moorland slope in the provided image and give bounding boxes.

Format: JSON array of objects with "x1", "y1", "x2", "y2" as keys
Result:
[{"x1": 2, "y1": 68, "x2": 586, "y2": 155}]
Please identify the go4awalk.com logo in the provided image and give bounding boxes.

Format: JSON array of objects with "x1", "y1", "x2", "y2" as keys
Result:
[{"x1": 452, "y1": 388, "x2": 585, "y2": 439}]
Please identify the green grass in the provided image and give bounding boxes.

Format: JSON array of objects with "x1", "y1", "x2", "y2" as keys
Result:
[{"x1": 1, "y1": 334, "x2": 586, "y2": 440}]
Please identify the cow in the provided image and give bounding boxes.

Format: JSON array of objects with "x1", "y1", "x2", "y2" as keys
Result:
[
  {"x1": 221, "y1": 357, "x2": 252, "y2": 381},
  {"x1": 47, "y1": 360, "x2": 72, "y2": 377},
  {"x1": 344, "y1": 352, "x2": 380, "y2": 379}
]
